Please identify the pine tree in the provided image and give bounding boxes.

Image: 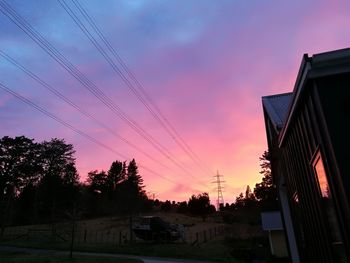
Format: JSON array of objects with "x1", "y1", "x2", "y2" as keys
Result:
[
  {"x1": 254, "y1": 150, "x2": 278, "y2": 210},
  {"x1": 254, "y1": 151, "x2": 275, "y2": 201},
  {"x1": 126, "y1": 159, "x2": 144, "y2": 194},
  {"x1": 107, "y1": 160, "x2": 125, "y2": 192},
  {"x1": 235, "y1": 192, "x2": 245, "y2": 208}
]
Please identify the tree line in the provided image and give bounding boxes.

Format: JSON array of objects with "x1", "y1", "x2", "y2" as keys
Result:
[
  {"x1": 155, "y1": 151, "x2": 277, "y2": 219},
  {"x1": 0, "y1": 136, "x2": 219, "y2": 231},
  {"x1": 157, "y1": 193, "x2": 216, "y2": 221},
  {"x1": 0, "y1": 136, "x2": 149, "y2": 232},
  {"x1": 217, "y1": 151, "x2": 278, "y2": 224},
  {"x1": 0, "y1": 135, "x2": 275, "y2": 232}
]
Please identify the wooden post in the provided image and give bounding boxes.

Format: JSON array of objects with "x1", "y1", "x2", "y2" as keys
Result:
[
  {"x1": 129, "y1": 215, "x2": 133, "y2": 243},
  {"x1": 69, "y1": 216, "x2": 75, "y2": 259},
  {"x1": 84, "y1": 229, "x2": 87, "y2": 243}
]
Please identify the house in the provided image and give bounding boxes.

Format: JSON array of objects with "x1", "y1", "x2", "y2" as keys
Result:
[
  {"x1": 262, "y1": 48, "x2": 350, "y2": 263},
  {"x1": 261, "y1": 211, "x2": 288, "y2": 258}
]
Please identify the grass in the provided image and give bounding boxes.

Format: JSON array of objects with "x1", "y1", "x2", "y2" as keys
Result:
[
  {"x1": 1, "y1": 213, "x2": 262, "y2": 262},
  {"x1": 225, "y1": 237, "x2": 271, "y2": 263},
  {"x1": 0, "y1": 251, "x2": 142, "y2": 263},
  {"x1": 0, "y1": 238, "x2": 244, "y2": 262}
]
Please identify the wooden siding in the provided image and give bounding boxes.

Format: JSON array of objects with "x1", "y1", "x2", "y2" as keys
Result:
[{"x1": 265, "y1": 73, "x2": 350, "y2": 262}]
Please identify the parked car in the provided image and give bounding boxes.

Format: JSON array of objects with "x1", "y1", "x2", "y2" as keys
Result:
[{"x1": 132, "y1": 216, "x2": 184, "y2": 242}]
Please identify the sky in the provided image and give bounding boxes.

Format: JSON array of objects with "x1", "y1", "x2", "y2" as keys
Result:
[{"x1": 1, "y1": 0, "x2": 350, "y2": 203}]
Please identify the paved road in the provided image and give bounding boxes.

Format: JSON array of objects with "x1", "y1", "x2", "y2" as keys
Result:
[{"x1": 0, "y1": 245, "x2": 215, "y2": 263}]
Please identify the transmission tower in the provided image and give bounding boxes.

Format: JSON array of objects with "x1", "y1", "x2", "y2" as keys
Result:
[{"x1": 212, "y1": 170, "x2": 225, "y2": 210}]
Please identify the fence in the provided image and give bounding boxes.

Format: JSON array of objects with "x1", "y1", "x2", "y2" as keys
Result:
[
  {"x1": 185, "y1": 225, "x2": 227, "y2": 245},
  {"x1": 1, "y1": 223, "x2": 231, "y2": 246},
  {"x1": 74, "y1": 228, "x2": 130, "y2": 246}
]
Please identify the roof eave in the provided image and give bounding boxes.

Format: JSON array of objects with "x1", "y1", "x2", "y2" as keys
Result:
[
  {"x1": 278, "y1": 54, "x2": 312, "y2": 147},
  {"x1": 262, "y1": 92, "x2": 293, "y2": 134}
]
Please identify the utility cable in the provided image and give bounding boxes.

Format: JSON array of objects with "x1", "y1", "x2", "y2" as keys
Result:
[
  {"x1": 0, "y1": 0, "x2": 210, "y2": 189},
  {"x1": 68, "y1": 0, "x2": 215, "y2": 178},
  {"x1": 0, "y1": 81, "x2": 183, "y2": 187},
  {"x1": 0, "y1": 49, "x2": 170, "y2": 170}
]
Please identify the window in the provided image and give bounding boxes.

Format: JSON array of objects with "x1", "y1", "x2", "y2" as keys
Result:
[
  {"x1": 312, "y1": 150, "x2": 347, "y2": 262},
  {"x1": 313, "y1": 153, "x2": 330, "y2": 198},
  {"x1": 292, "y1": 191, "x2": 299, "y2": 203}
]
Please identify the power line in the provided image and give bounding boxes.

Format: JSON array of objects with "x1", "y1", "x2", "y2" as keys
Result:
[
  {"x1": 64, "y1": 0, "x2": 215, "y2": 178},
  {"x1": 72, "y1": 0, "x2": 215, "y2": 177},
  {"x1": 0, "y1": 82, "x2": 127, "y2": 160},
  {"x1": 57, "y1": 0, "x2": 193, "y2": 174},
  {"x1": 0, "y1": 49, "x2": 170, "y2": 171},
  {"x1": 0, "y1": 0, "x2": 210, "y2": 189},
  {"x1": 0, "y1": 81, "x2": 184, "y2": 187},
  {"x1": 0, "y1": 1, "x2": 166, "y2": 164}
]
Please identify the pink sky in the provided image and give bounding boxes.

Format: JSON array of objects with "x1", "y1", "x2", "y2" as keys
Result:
[{"x1": 1, "y1": 0, "x2": 350, "y2": 203}]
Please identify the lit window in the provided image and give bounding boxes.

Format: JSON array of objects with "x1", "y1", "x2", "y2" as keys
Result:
[
  {"x1": 312, "y1": 150, "x2": 347, "y2": 262},
  {"x1": 292, "y1": 191, "x2": 299, "y2": 203},
  {"x1": 313, "y1": 153, "x2": 330, "y2": 198}
]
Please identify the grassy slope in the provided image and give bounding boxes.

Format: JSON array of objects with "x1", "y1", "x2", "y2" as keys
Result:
[{"x1": 1, "y1": 212, "x2": 260, "y2": 262}]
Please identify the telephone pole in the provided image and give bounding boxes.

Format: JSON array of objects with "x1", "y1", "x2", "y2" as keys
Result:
[{"x1": 212, "y1": 170, "x2": 225, "y2": 211}]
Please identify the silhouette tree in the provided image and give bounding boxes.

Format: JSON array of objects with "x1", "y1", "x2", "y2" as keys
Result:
[
  {"x1": 0, "y1": 136, "x2": 41, "y2": 233},
  {"x1": 235, "y1": 192, "x2": 245, "y2": 209},
  {"x1": 254, "y1": 151, "x2": 278, "y2": 210},
  {"x1": 161, "y1": 200, "x2": 172, "y2": 211},
  {"x1": 0, "y1": 136, "x2": 83, "y2": 227},
  {"x1": 107, "y1": 160, "x2": 125, "y2": 193},
  {"x1": 254, "y1": 151, "x2": 274, "y2": 200},
  {"x1": 244, "y1": 185, "x2": 257, "y2": 207},
  {"x1": 126, "y1": 159, "x2": 144, "y2": 194},
  {"x1": 60, "y1": 163, "x2": 80, "y2": 211},
  {"x1": 83, "y1": 159, "x2": 150, "y2": 217},
  {"x1": 124, "y1": 159, "x2": 147, "y2": 241},
  {"x1": 17, "y1": 183, "x2": 40, "y2": 224},
  {"x1": 37, "y1": 139, "x2": 78, "y2": 225},
  {"x1": 0, "y1": 136, "x2": 41, "y2": 199},
  {"x1": 0, "y1": 136, "x2": 155, "y2": 225},
  {"x1": 86, "y1": 170, "x2": 108, "y2": 194},
  {"x1": 177, "y1": 201, "x2": 188, "y2": 214},
  {"x1": 62, "y1": 163, "x2": 79, "y2": 186},
  {"x1": 188, "y1": 193, "x2": 215, "y2": 221}
]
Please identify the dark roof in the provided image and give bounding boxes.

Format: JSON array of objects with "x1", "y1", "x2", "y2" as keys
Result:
[
  {"x1": 261, "y1": 211, "x2": 284, "y2": 231},
  {"x1": 312, "y1": 47, "x2": 350, "y2": 68},
  {"x1": 262, "y1": 93, "x2": 293, "y2": 132},
  {"x1": 278, "y1": 47, "x2": 350, "y2": 146},
  {"x1": 262, "y1": 47, "x2": 350, "y2": 146}
]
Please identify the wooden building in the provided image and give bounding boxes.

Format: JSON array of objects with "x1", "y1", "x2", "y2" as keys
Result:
[
  {"x1": 261, "y1": 211, "x2": 288, "y2": 258},
  {"x1": 262, "y1": 48, "x2": 350, "y2": 263}
]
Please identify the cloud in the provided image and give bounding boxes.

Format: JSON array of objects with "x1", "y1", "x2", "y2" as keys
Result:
[{"x1": 2, "y1": 0, "x2": 350, "y2": 203}]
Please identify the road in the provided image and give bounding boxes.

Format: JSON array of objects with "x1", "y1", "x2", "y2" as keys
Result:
[{"x1": 0, "y1": 245, "x2": 215, "y2": 263}]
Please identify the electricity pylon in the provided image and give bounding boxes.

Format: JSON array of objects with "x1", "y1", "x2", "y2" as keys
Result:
[{"x1": 212, "y1": 170, "x2": 225, "y2": 210}]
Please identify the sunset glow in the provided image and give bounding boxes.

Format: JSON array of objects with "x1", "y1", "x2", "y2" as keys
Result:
[{"x1": 1, "y1": 0, "x2": 350, "y2": 203}]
